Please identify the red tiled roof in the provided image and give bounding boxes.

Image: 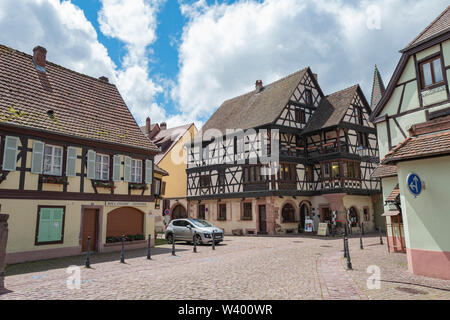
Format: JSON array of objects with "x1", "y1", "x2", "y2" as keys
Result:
[
  {"x1": 403, "y1": 5, "x2": 450, "y2": 51},
  {"x1": 382, "y1": 130, "x2": 450, "y2": 164},
  {"x1": 371, "y1": 164, "x2": 397, "y2": 178},
  {"x1": 0, "y1": 44, "x2": 158, "y2": 152},
  {"x1": 386, "y1": 184, "x2": 400, "y2": 202}
]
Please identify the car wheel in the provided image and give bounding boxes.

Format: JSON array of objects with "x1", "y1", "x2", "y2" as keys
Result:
[
  {"x1": 166, "y1": 233, "x2": 173, "y2": 244},
  {"x1": 195, "y1": 234, "x2": 203, "y2": 245}
]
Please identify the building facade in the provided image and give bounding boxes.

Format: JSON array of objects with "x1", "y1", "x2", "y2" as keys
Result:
[
  {"x1": 370, "y1": 5, "x2": 450, "y2": 279},
  {"x1": 0, "y1": 44, "x2": 160, "y2": 263},
  {"x1": 186, "y1": 67, "x2": 381, "y2": 235}
]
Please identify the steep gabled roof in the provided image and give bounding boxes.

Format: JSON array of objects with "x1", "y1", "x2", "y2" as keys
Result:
[
  {"x1": 302, "y1": 84, "x2": 361, "y2": 134},
  {"x1": 201, "y1": 68, "x2": 309, "y2": 133},
  {"x1": 370, "y1": 65, "x2": 385, "y2": 109},
  {"x1": 0, "y1": 44, "x2": 158, "y2": 152},
  {"x1": 402, "y1": 5, "x2": 450, "y2": 52},
  {"x1": 151, "y1": 123, "x2": 194, "y2": 164}
]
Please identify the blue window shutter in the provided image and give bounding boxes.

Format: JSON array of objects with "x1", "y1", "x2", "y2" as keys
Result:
[
  {"x1": 66, "y1": 147, "x2": 78, "y2": 177},
  {"x1": 2, "y1": 136, "x2": 19, "y2": 171},
  {"x1": 123, "y1": 156, "x2": 131, "y2": 182},
  {"x1": 145, "y1": 159, "x2": 153, "y2": 184},
  {"x1": 113, "y1": 155, "x2": 121, "y2": 181},
  {"x1": 31, "y1": 140, "x2": 45, "y2": 174},
  {"x1": 86, "y1": 150, "x2": 96, "y2": 180},
  {"x1": 37, "y1": 207, "x2": 64, "y2": 243}
]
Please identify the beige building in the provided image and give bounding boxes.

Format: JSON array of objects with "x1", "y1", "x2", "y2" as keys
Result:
[
  {"x1": 0, "y1": 44, "x2": 162, "y2": 263},
  {"x1": 370, "y1": 6, "x2": 450, "y2": 279}
]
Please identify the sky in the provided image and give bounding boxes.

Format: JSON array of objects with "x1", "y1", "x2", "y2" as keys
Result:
[{"x1": 0, "y1": 0, "x2": 448, "y2": 130}]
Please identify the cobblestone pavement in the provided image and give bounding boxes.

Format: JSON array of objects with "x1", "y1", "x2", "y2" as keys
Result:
[{"x1": 1, "y1": 235, "x2": 449, "y2": 300}]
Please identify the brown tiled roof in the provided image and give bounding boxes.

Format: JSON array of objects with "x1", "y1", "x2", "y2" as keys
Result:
[
  {"x1": 402, "y1": 5, "x2": 450, "y2": 51},
  {"x1": 201, "y1": 68, "x2": 308, "y2": 133},
  {"x1": 370, "y1": 65, "x2": 385, "y2": 109},
  {"x1": 370, "y1": 164, "x2": 397, "y2": 178},
  {"x1": 302, "y1": 84, "x2": 359, "y2": 134},
  {"x1": 151, "y1": 123, "x2": 193, "y2": 164},
  {"x1": 382, "y1": 130, "x2": 450, "y2": 164},
  {"x1": 386, "y1": 184, "x2": 400, "y2": 202},
  {"x1": 154, "y1": 164, "x2": 169, "y2": 176},
  {"x1": 0, "y1": 44, "x2": 158, "y2": 152}
]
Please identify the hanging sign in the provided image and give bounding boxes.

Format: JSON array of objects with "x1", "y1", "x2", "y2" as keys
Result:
[
  {"x1": 304, "y1": 219, "x2": 313, "y2": 232},
  {"x1": 407, "y1": 173, "x2": 422, "y2": 196}
]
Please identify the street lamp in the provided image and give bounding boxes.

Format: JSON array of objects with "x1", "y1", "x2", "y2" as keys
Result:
[{"x1": 356, "y1": 145, "x2": 365, "y2": 157}]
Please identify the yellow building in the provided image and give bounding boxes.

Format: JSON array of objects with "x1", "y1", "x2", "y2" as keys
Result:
[
  {"x1": 0, "y1": 44, "x2": 162, "y2": 264},
  {"x1": 141, "y1": 120, "x2": 197, "y2": 225},
  {"x1": 370, "y1": 6, "x2": 450, "y2": 279}
]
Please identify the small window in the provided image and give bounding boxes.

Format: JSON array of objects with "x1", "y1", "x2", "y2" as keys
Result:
[
  {"x1": 282, "y1": 203, "x2": 296, "y2": 222},
  {"x1": 305, "y1": 89, "x2": 312, "y2": 104},
  {"x1": 420, "y1": 56, "x2": 444, "y2": 88},
  {"x1": 130, "y1": 159, "x2": 142, "y2": 183},
  {"x1": 305, "y1": 165, "x2": 314, "y2": 182},
  {"x1": 322, "y1": 163, "x2": 330, "y2": 178},
  {"x1": 355, "y1": 107, "x2": 363, "y2": 125},
  {"x1": 218, "y1": 203, "x2": 227, "y2": 221},
  {"x1": 331, "y1": 162, "x2": 340, "y2": 179},
  {"x1": 43, "y1": 145, "x2": 63, "y2": 176},
  {"x1": 364, "y1": 208, "x2": 370, "y2": 221},
  {"x1": 95, "y1": 154, "x2": 109, "y2": 181},
  {"x1": 198, "y1": 204, "x2": 206, "y2": 219},
  {"x1": 358, "y1": 132, "x2": 369, "y2": 147},
  {"x1": 154, "y1": 178, "x2": 161, "y2": 195},
  {"x1": 218, "y1": 169, "x2": 225, "y2": 186},
  {"x1": 200, "y1": 175, "x2": 210, "y2": 187},
  {"x1": 295, "y1": 109, "x2": 306, "y2": 123},
  {"x1": 242, "y1": 203, "x2": 252, "y2": 220}
]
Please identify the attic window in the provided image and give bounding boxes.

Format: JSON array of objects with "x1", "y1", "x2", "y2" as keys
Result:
[
  {"x1": 47, "y1": 110, "x2": 55, "y2": 119},
  {"x1": 419, "y1": 55, "x2": 444, "y2": 89}
]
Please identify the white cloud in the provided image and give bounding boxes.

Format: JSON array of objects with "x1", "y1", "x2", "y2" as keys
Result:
[{"x1": 173, "y1": 0, "x2": 449, "y2": 127}]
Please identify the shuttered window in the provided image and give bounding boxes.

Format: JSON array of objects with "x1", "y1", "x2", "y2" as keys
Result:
[
  {"x1": 2, "y1": 136, "x2": 19, "y2": 171},
  {"x1": 145, "y1": 159, "x2": 153, "y2": 184},
  {"x1": 31, "y1": 140, "x2": 44, "y2": 174},
  {"x1": 66, "y1": 147, "x2": 77, "y2": 177},
  {"x1": 43, "y1": 145, "x2": 63, "y2": 176},
  {"x1": 154, "y1": 178, "x2": 161, "y2": 195},
  {"x1": 95, "y1": 154, "x2": 109, "y2": 181},
  {"x1": 36, "y1": 207, "x2": 65, "y2": 244},
  {"x1": 131, "y1": 159, "x2": 142, "y2": 183},
  {"x1": 124, "y1": 156, "x2": 131, "y2": 182},
  {"x1": 113, "y1": 155, "x2": 122, "y2": 181},
  {"x1": 86, "y1": 150, "x2": 96, "y2": 179}
]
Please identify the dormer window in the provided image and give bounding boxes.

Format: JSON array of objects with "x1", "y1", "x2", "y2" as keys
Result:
[{"x1": 419, "y1": 55, "x2": 444, "y2": 89}]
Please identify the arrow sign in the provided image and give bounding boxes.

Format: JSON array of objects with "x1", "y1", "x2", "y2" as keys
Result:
[{"x1": 407, "y1": 173, "x2": 422, "y2": 196}]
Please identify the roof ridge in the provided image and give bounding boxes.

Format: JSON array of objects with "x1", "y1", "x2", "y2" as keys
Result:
[
  {"x1": 404, "y1": 5, "x2": 450, "y2": 49},
  {"x1": 0, "y1": 43, "x2": 115, "y2": 86},
  {"x1": 327, "y1": 83, "x2": 359, "y2": 97}
]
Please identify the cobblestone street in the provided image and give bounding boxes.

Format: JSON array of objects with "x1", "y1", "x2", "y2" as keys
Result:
[{"x1": 1, "y1": 235, "x2": 449, "y2": 300}]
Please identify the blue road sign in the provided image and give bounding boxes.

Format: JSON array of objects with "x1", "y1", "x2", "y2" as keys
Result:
[{"x1": 407, "y1": 173, "x2": 422, "y2": 195}]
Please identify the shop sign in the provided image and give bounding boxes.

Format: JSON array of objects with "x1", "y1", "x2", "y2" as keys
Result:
[
  {"x1": 304, "y1": 219, "x2": 313, "y2": 232},
  {"x1": 105, "y1": 201, "x2": 148, "y2": 207},
  {"x1": 317, "y1": 223, "x2": 328, "y2": 236}
]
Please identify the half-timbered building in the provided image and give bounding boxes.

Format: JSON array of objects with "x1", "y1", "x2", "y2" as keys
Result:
[
  {"x1": 185, "y1": 67, "x2": 381, "y2": 235},
  {"x1": 0, "y1": 44, "x2": 162, "y2": 263}
]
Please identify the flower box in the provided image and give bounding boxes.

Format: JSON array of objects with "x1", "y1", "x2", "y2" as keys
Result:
[
  {"x1": 93, "y1": 180, "x2": 115, "y2": 189},
  {"x1": 41, "y1": 175, "x2": 67, "y2": 185},
  {"x1": 129, "y1": 183, "x2": 148, "y2": 190}
]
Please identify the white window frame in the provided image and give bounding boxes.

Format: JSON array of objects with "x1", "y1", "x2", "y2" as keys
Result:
[
  {"x1": 43, "y1": 144, "x2": 63, "y2": 176},
  {"x1": 130, "y1": 159, "x2": 142, "y2": 183},
  {"x1": 95, "y1": 154, "x2": 110, "y2": 181}
]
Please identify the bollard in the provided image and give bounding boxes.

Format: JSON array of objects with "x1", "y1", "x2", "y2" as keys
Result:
[
  {"x1": 361, "y1": 222, "x2": 365, "y2": 235},
  {"x1": 120, "y1": 235, "x2": 125, "y2": 263},
  {"x1": 172, "y1": 235, "x2": 176, "y2": 256},
  {"x1": 343, "y1": 236, "x2": 347, "y2": 258},
  {"x1": 193, "y1": 231, "x2": 197, "y2": 253},
  {"x1": 345, "y1": 238, "x2": 353, "y2": 270},
  {"x1": 379, "y1": 227, "x2": 383, "y2": 245},
  {"x1": 360, "y1": 227, "x2": 364, "y2": 250},
  {"x1": 212, "y1": 231, "x2": 215, "y2": 250},
  {"x1": 147, "y1": 234, "x2": 151, "y2": 260},
  {"x1": 85, "y1": 236, "x2": 91, "y2": 268}
]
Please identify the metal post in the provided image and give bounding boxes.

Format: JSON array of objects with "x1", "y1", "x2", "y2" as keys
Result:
[
  {"x1": 345, "y1": 238, "x2": 352, "y2": 270},
  {"x1": 343, "y1": 235, "x2": 347, "y2": 258},
  {"x1": 85, "y1": 236, "x2": 91, "y2": 268},
  {"x1": 360, "y1": 226, "x2": 364, "y2": 250},
  {"x1": 212, "y1": 231, "x2": 215, "y2": 250},
  {"x1": 147, "y1": 234, "x2": 151, "y2": 260},
  {"x1": 361, "y1": 222, "x2": 365, "y2": 235},
  {"x1": 120, "y1": 235, "x2": 125, "y2": 263},
  {"x1": 193, "y1": 231, "x2": 197, "y2": 253},
  {"x1": 171, "y1": 235, "x2": 176, "y2": 256},
  {"x1": 379, "y1": 227, "x2": 383, "y2": 245}
]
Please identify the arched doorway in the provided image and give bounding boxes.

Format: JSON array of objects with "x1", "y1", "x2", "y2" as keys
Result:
[
  {"x1": 281, "y1": 203, "x2": 296, "y2": 223},
  {"x1": 171, "y1": 204, "x2": 187, "y2": 220},
  {"x1": 106, "y1": 207, "x2": 144, "y2": 238},
  {"x1": 299, "y1": 202, "x2": 310, "y2": 232},
  {"x1": 349, "y1": 207, "x2": 359, "y2": 227}
]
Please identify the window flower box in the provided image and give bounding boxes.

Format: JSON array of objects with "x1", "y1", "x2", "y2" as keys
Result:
[
  {"x1": 129, "y1": 183, "x2": 148, "y2": 190},
  {"x1": 41, "y1": 175, "x2": 68, "y2": 185},
  {"x1": 93, "y1": 180, "x2": 115, "y2": 189}
]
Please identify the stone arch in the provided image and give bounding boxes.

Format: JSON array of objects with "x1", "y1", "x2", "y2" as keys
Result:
[
  {"x1": 170, "y1": 203, "x2": 187, "y2": 220},
  {"x1": 298, "y1": 200, "x2": 311, "y2": 231},
  {"x1": 106, "y1": 207, "x2": 144, "y2": 238},
  {"x1": 280, "y1": 199, "x2": 298, "y2": 223}
]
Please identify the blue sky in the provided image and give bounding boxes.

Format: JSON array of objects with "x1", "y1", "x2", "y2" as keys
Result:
[{"x1": 0, "y1": 0, "x2": 448, "y2": 129}]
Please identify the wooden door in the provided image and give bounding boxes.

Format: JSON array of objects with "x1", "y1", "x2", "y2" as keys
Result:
[
  {"x1": 82, "y1": 209, "x2": 98, "y2": 252},
  {"x1": 259, "y1": 205, "x2": 267, "y2": 232}
]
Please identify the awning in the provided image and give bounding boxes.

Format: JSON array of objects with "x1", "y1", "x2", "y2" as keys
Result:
[{"x1": 382, "y1": 210, "x2": 400, "y2": 217}]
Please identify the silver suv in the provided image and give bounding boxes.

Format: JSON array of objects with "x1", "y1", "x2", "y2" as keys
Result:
[{"x1": 165, "y1": 218, "x2": 223, "y2": 245}]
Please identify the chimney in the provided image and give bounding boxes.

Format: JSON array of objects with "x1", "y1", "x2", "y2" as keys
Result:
[
  {"x1": 160, "y1": 122, "x2": 167, "y2": 130},
  {"x1": 33, "y1": 46, "x2": 47, "y2": 70},
  {"x1": 146, "y1": 117, "x2": 151, "y2": 135},
  {"x1": 255, "y1": 80, "x2": 263, "y2": 93},
  {"x1": 99, "y1": 76, "x2": 109, "y2": 83}
]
